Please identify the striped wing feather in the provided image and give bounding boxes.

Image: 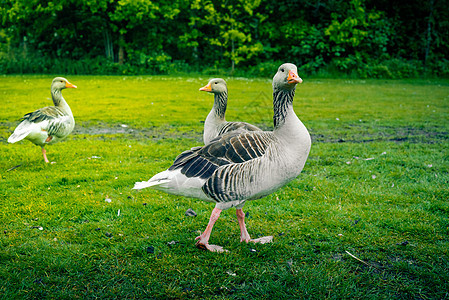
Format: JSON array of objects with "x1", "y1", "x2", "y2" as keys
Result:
[
  {"x1": 23, "y1": 106, "x2": 71, "y2": 138},
  {"x1": 169, "y1": 132, "x2": 272, "y2": 180},
  {"x1": 22, "y1": 106, "x2": 65, "y2": 123},
  {"x1": 9, "y1": 107, "x2": 69, "y2": 143},
  {"x1": 218, "y1": 122, "x2": 262, "y2": 137},
  {"x1": 203, "y1": 132, "x2": 277, "y2": 203}
]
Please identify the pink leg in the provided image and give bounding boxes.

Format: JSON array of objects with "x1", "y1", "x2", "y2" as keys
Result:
[
  {"x1": 195, "y1": 207, "x2": 227, "y2": 252},
  {"x1": 42, "y1": 147, "x2": 50, "y2": 163},
  {"x1": 236, "y1": 209, "x2": 251, "y2": 242},
  {"x1": 236, "y1": 208, "x2": 274, "y2": 244}
]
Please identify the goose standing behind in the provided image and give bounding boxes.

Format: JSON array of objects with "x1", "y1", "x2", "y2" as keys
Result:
[
  {"x1": 134, "y1": 64, "x2": 311, "y2": 252},
  {"x1": 199, "y1": 78, "x2": 262, "y2": 144},
  {"x1": 8, "y1": 77, "x2": 77, "y2": 163}
]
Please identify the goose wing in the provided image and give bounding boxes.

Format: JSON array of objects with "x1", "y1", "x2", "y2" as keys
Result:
[
  {"x1": 22, "y1": 106, "x2": 72, "y2": 138},
  {"x1": 218, "y1": 121, "x2": 262, "y2": 137},
  {"x1": 8, "y1": 106, "x2": 67, "y2": 143},
  {"x1": 169, "y1": 131, "x2": 273, "y2": 180}
]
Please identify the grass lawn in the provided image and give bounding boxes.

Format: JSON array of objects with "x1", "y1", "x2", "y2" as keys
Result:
[{"x1": 0, "y1": 74, "x2": 448, "y2": 299}]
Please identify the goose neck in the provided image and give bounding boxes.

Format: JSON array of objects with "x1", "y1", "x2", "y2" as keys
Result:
[
  {"x1": 51, "y1": 88, "x2": 72, "y2": 115},
  {"x1": 273, "y1": 89, "x2": 295, "y2": 128},
  {"x1": 213, "y1": 91, "x2": 227, "y2": 120}
]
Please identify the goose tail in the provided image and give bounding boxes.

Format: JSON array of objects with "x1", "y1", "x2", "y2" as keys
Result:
[
  {"x1": 8, "y1": 121, "x2": 34, "y2": 143},
  {"x1": 133, "y1": 178, "x2": 171, "y2": 190}
]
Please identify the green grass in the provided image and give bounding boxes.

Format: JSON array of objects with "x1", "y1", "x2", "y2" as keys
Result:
[{"x1": 0, "y1": 75, "x2": 448, "y2": 299}]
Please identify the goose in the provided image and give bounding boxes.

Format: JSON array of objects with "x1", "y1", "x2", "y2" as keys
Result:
[
  {"x1": 134, "y1": 63, "x2": 311, "y2": 252},
  {"x1": 199, "y1": 78, "x2": 262, "y2": 144},
  {"x1": 8, "y1": 77, "x2": 77, "y2": 163}
]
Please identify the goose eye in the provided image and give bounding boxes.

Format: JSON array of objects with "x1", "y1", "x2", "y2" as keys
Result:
[{"x1": 280, "y1": 68, "x2": 285, "y2": 72}]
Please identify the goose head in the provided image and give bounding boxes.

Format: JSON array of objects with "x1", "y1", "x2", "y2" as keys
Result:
[
  {"x1": 199, "y1": 78, "x2": 227, "y2": 94},
  {"x1": 52, "y1": 77, "x2": 77, "y2": 90},
  {"x1": 272, "y1": 63, "x2": 302, "y2": 92}
]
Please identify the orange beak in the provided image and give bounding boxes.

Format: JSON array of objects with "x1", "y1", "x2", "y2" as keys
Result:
[
  {"x1": 65, "y1": 81, "x2": 77, "y2": 89},
  {"x1": 199, "y1": 83, "x2": 212, "y2": 92},
  {"x1": 287, "y1": 70, "x2": 302, "y2": 84}
]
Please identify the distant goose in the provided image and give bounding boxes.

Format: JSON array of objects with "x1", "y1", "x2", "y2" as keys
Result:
[
  {"x1": 8, "y1": 77, "x2": 77, "y2": 163},
  {"x1": 134, "y1": 63, "x2": 311, "y2": 252},
  {"x1": 199, "y1": 78, "x2": 262, "y2": 144}
]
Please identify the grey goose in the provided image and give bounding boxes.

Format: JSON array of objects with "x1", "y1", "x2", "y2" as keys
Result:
[
  {"x1": 134, "y1": 63, "x2": 311, "y2": 252},
  {"x1": 8, "y1": 77, "x2": 77, "y2": 163},
  {"x1": 199, "y1": 78, "x2": 262, "y2": 144}
]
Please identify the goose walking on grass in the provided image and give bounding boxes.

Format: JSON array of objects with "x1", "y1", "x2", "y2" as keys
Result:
[
  {"x1": 199, "y1": 78, "x2": 262, "y2": 144},
  {"x1": 8, "y1": 77, "x2": 77, "y2": 163},
  {"x1": 134, "y1": 63, "x2": 311, "y2": 252}
]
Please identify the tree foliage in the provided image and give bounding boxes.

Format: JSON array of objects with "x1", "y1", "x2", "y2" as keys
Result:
[{"x1": 1, "y1": 0, "x2": 448, "y2": 77}]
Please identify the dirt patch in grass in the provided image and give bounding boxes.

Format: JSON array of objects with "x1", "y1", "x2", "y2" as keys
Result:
[
  {"x1": 73, "y1": 122, "x2": 448, "y2": 144},
  {"x1": 72, "y1": 122, "x2": 203, "y2": 142},
  {"x1": 311, "y1": 124, "x2": 448, "y2": 144},
  {"x1": 3, "y1": 121, "x2": 446, "y2": 145}
]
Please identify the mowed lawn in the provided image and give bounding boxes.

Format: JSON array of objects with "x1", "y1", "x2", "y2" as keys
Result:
[{"x1": 0, "y1": 75, "x2": 448, "y2": 299}]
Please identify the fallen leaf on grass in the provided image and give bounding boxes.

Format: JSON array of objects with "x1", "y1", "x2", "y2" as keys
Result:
[
  {"x1": 286, "y1": 258, "x2": 294, "y2": 268},
  {"x1": 346, "y1": 251, "x2": 381, "y2": 270},
  {"x1": 396, "y1": 241, "x2": 409, "y2": 246},
  {"x1": 167, "y1": 240, "x2": 179, "y2": 247},
  {"x1": 353, "y1": 218, "x2": 361, "y2": 225},
  {"x1": 6, "y1": 165, "x2": 21, "y2": 172},
  {"x1": 185, "y1": 208, "x2": 197, "y2": 217}
]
